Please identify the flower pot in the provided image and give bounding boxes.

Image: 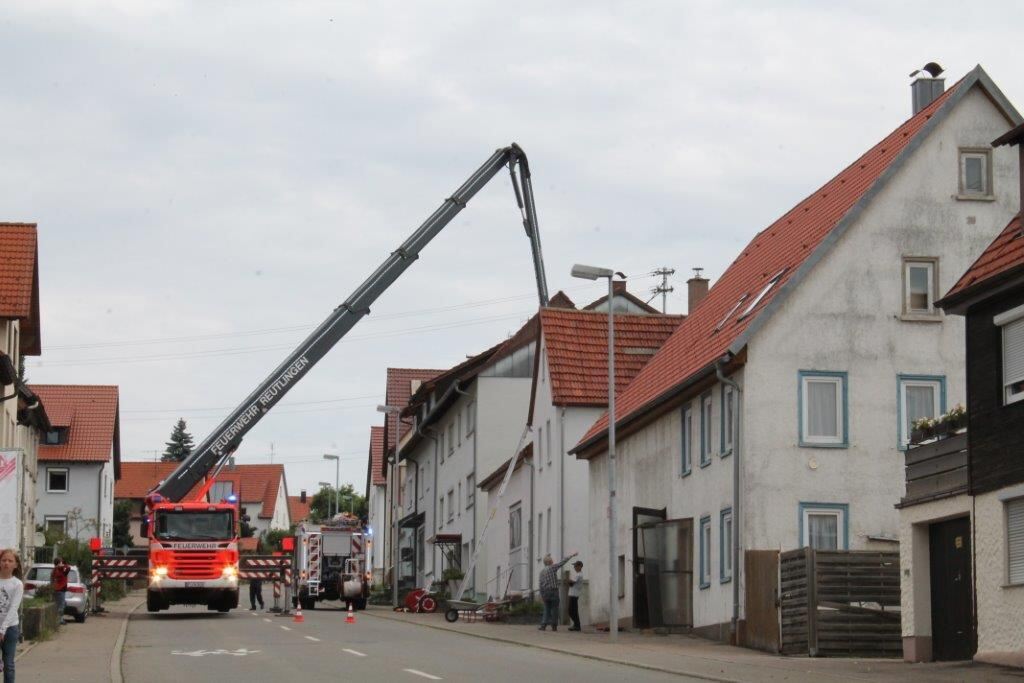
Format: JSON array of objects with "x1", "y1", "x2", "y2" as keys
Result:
[
  {"x1": 910, "y1": 428, "x2": 925, "y2": 445},
  {"x1": 934, "y1": 421, "x2": 950, "y2": 439}
]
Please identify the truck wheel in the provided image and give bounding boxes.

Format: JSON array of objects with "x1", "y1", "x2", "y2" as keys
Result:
[
  {"x1": 353, "y1": 598, "x2": 367, "y2": 611},
  {"x1": 146, "y1": 591, "x2": 161, "y2": 613}
]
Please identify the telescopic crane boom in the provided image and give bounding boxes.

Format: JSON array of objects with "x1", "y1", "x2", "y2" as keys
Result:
[{"x1": 152, "y1": 144, "x2": 549, "y2": 503}]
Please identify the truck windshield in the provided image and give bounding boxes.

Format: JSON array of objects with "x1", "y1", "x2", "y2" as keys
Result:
[{"x1": 155, "y1": 511, "x2": 234, "y2": 541}]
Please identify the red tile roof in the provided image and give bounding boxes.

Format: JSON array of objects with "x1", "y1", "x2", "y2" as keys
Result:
[
  {"x1": 0, "y1": 223, "x2": 41, "y2": 355},
  {"x1": 942, "y1": 215, "x2": 1024, "y2": 304},
  {"x1": 576, "y1": 75, "x2": 968, "y2": 453},
  {"x1": 537, "y1": 308, "x2": 683, "y2": 410},
  {"x1": 385, "y1": 368, "x2": 443, "y2": 450},
  {"x1": 32, "y1": 385, "x2": 120, "y2": 469},
  {"x1": 288, "y1": 495, "x2": 312, "y2": 525},
  {"x1": 115, "y1": 461, "x2": 286, "y2": 519},
  {"x1": 367, "y1": 425, "x2": 385, "y2": 487}
]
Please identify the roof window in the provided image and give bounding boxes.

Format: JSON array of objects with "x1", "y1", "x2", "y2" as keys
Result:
[
  {"x1": 715, "y1": 295, "x2": 749, "y2": 332},
  {"x1": 739, "y1": 269, "x2": 787, "y2": 320}
]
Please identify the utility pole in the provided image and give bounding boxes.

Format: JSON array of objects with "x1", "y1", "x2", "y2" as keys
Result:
[{"x1": 651, "y1": 267, "x2": 675, "y2": 313}]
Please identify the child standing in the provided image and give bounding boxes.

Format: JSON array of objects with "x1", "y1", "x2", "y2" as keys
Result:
[{"x1": 0, "y1": 548, "x2": 24, "y2": 683}]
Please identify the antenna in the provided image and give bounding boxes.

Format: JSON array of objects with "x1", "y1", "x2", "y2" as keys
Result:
[{"x1": 651, "y1": 267, "x2": 675, "y2": 313}]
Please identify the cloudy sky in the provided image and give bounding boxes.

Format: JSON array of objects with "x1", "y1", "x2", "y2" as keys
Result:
[{"x1": 3, "y1": 1, "x2": 1021, "y2": 500}]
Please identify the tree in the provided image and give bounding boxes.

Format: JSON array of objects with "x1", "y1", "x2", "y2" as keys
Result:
[
  {"x1": 113, "y1": 500, "x2": 134, "y2": 549},
  {"x1": 309, "y1": 484, "x2": 367, "y2": 523},
  {"x1": 162, "y1": 418, "x2": 195, "y2": 462}
]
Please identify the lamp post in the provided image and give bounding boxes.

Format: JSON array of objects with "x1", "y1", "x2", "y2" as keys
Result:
[
  {"x1": 323, "y1": 454, "x2": 341, "y2": 519},
  {"x1": 318, "y1": 481, "x2": 333, "y2": 519},
  {"x1": 571, "y1": 263, "x2": 624, "y2": 642},
  {"x1": 377, "y1": 403, "x2": 402, "y2": 609}
]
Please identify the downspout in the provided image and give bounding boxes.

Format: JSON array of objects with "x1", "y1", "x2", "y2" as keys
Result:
[
  {"x1": 716, "y1": 354, "x2": 741, "y2": 643},
  {"x1": 559, "y1": 407, "x2": 566, "y2": 561},
  {"x1": 529, "y1": 458, "x2": 535, "y2": 595},
  {"x1": 454, "y1": 381, "x2": 477, "y2": 592}
]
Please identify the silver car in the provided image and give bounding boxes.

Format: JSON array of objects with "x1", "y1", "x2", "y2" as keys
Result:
[{"x1": 24, "y1": 563, "x2": 91, "y2": 623}]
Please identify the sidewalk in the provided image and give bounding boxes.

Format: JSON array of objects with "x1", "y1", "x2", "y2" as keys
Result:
[
  {"x1": 14, "y1": 591, "x2": 144, "y2": 683},
  {"x1": 365, "y1": 607, "x2": 1017, "y2": 682}
]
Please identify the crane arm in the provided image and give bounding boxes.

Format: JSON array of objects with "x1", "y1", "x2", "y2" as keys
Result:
[{"x1": 151, "y1": 144, "x2": 549, "y2": 503}]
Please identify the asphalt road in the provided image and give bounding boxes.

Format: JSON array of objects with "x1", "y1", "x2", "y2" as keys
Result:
[{"x1": 122, "y1": 599, "x2": 698, "y2": 682}]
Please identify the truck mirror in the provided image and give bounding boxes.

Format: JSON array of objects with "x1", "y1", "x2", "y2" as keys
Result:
[{"x1": 140, "y1": 516, "x2": 150, "y2": 538}]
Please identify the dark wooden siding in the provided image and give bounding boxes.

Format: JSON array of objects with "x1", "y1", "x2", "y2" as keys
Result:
[
  {"x1": 966, "y1": 288, "x2": 1024, "y2": 495},
  {"x1": 899, "y1": 434, "x2": 967, "y2": 507}
]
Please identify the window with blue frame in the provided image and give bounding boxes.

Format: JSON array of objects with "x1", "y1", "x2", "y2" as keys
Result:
[
  {"x1": 798, "y1": 371, "x2": 848, "y2": 447},
  {"x1": 699, "y1": 515, "x2": 711, "y2": 588},
  {"x1": 700, "y1": 392, "x2": 713, "y2": 467},
  {"x1": 720, "y1": 508, "x2": 733, "y2": 583},
  {"x1": 799, "y1": 502, "x2": 849, "y2": 550},
  {"x1": 897, "y1": 374, "x2": 945, "y2": 449},
  {"x1": 681, "y1": 404, "x2": 693, "y2": 476},
  {"x1": 720, "y1": 385, "x2": 734, "y2": 456}
]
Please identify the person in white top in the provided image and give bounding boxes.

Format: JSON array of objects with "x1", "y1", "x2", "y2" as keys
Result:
[
  {"x1": 567, "y1": 560, "x2": 583, "y2": 632},
  {"x1": 0, "y1": 547, "x2": 24, "y2": 682}
]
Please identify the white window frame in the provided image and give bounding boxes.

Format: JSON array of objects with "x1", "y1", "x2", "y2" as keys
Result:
[
  {"x1": 465, "y1": 474, "x2": 475, "y2": 508},
  {"x1": 902, "y1": 257, "x2": 939, "y2": 318},
  {"x1": 799, "y1": 373, "x2": 845, "y2": 446},
  {"x1": 509, "y1": 503, "x2": 522, "y2": 551},
  {"x1": 700, "y1": 393, "x2": 713, "y2": 466},
  {"x1": 46, "y1": 467, "x2": 69, "y2": 493},
  {"x1": 448, "y1": 423, "x2": 455, "y2": 455},
  {"x1": 801, "y1": 505, "x2": 847, "y2": 550},
  {"x1": 537, "y1": 426, "x2": 543, "y2": 471},
  {"x1": 720, "y1": 508, "x2": 733, "y2": 582},
  {"x1": 958, "y1": 148, "x2": 993, "y2": 199},
  {"x1": 44, "y1": 516, "x2": 67, "y2": 534},
  {"x1": 716, "y1": 294, "x2": 748, "y2": 331},
  {"x1": 545, "y1": 419, "x2": 552, "y2": 466},
  {"x1": 447, "y1": 489, "x2": 455, "y2": 522},
  {"x1": 740, "y1": 269, "x2": 786, "y2": 319},
  {"x1": 996, "y1": 304, "x2": 1024, "y2": 405},
  {"x1": 465, "y1": 401, "x2": 475, "y2": 436},
  {"x1": 1007, "y1": 497, "x2": 1024, "y2": 585},
  {"x1": 898, "y1": 376, "x2": 944, "y2": 448},
  {"x1": 699, "y1": 516, "x2": 712, "y2": 588}
]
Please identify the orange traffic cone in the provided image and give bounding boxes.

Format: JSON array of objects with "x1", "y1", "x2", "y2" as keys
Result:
[
  {"x1": 345, "y1": 603, "x2": 355, "y2": 624},
  {"x1": 293, "y1": 605, "x2": 304, "y2": 623}
]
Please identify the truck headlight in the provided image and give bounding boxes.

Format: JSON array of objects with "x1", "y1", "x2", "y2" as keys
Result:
[
  {"x1": 155, "y1": 566, "x2": 168, "y2": 577},
  {"x1": 222, "y1": 565, "x2": 238, "y2": 580}
]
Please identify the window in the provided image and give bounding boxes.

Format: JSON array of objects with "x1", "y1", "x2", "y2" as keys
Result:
[
  {"x1": 680, "y1": 405, "x2": 693, "y2": 476},
  {"x1": 959, "y1": 148, "x2": 992, "y2": 198},
  {"x1": 545, "y1": 419, "x2": 552, "y2": 466},
  {"x1": 720, "y1": 508, "x2": 733, "y2": 583},
  {"x1": 721, "y1": 385, "x2": 734, "y2": 456},
  {"x1": 466, "y1": 474, "x2": 475, "y2": 508},
  {"x1": 546, "y1": 506, "x2": 552, "y2": 555},
  {"x1": 799, "y1": 371, "x2": 847, "y2": 447},
  {"x1": 799, "y1": 503, "x2": 848, "y2": 550},
  {"x1": 447, "y1": 490, "x2": 455, "y2": 522},
  {"x1": 47, "y1": 467, "x2": 69, "y2": 493},
  {"x1": 509, "y1": 504, "x2": 522, "y2": 550},
  {"x1": 537, "y1": 511, "x2": 544, "y2": 561},
  {"x1": 1008, "y1": 498, "x2": 1024, "y2": 585},
  {"x1": 466, "y1": 401, "x2": 475, "y2": 436},
  {"x1": 898, "y1": 375, "x2": 945, "y2": 448},
  {"x1": 740, "y1": 269, "x2": 787, "y2": 319},
  {"x1": 902, "y1": 258, "x2": 939, "y2": 318},
  {"x1": 419, "y1": 466, "x2": 425, "y2": 499},
  {"x1": 996, "y1": 304, "x2": 1024, "y2": 405},
  {"x1": 457, "y1": 482, "x2": 462, "y2": 517},
  {"x1": 439, "y1": 497, "x2": 445, "y2": 527},
  {"x1": 209, "y1": 481, "x2": 233, "y2": 502},
  {"x1": 716, "y1": 295, "x2": 748, "y2": 332},
  {"x1": 45, "y1": 517, "x2": 66, "y2": 535},
  {"x1": 44, "y1": 427, "x2": 68, "y2": 445},
  {"x1": 537, "y1": 426, "x2": 543, "y2": 470},
  {"x1": 700, "y1": 392, "x2": 713, "y2": 467},
  {"x1": 439, "y1": 431, "x2": 445, "y2": 464},
  {"x1": 618, "y1": 555, "x2": 626, "y2": 599},
  {"x1": 448, "y1": 424, "x2": 455, "y2": 454},
  {"x1": 457, "y1": 411, "x2": 462, "y2": 446},
  {"x1": 699, "y1": 515, "x2": 712, "y2": 588}
]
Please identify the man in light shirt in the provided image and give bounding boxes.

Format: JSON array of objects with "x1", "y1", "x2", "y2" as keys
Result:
[{"x1": 568, "y1": 560, "x2": 583, "y2": 631}]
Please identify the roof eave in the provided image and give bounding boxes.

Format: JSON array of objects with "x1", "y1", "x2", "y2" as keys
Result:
[{"x1": 937, "y1": 265, "x2": 1024, "y2": 315}]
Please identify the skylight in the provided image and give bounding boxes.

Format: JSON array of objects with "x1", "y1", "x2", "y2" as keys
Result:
[
  {"x1": 716, "y1": 294, "x2": 749, "y2": 331},
  {"x1": 739, "y1": 268, "x2": 788, "y2": 319}
]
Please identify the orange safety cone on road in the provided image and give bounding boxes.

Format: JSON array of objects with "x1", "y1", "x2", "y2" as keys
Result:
[
  {"x1": 345, "y1": 603, "x2": 355, "y2": 624},
  {"x1": 293, "y1": 605, "x2": 304, "y2": 623}
]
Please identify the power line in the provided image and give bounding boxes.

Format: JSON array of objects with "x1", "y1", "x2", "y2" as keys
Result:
[
  {"x1": 650, "y1": 267, "x2": 675, "y2": 313},
  {"x1": 121, "y1": 393, "x2": 379, "y2": 414}
]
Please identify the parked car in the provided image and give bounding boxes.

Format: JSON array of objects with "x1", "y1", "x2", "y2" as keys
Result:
[{"x1": 23, "y1": 563, "x2": 90, "y2": 623}]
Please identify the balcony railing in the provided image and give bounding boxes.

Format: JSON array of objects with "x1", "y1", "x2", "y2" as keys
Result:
[{"x1": 898, "y1": 432, "x2": 967, "y2": 508}]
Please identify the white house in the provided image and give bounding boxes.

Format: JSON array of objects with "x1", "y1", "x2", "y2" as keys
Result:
[
  {"x1": 33, "y1": 384, "x2": 121, "y2": 545},
  {"x1": 364, "y1": 425, "x2": 386, "y2": 583},
  {"x1": 571, "y1": 66, "x2": 1021, "y2": 641}
]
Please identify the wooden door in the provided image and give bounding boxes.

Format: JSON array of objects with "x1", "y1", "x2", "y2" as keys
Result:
[
  {"x1": 743, "y1": 550, "x2": 780, "y2": 652},
  {"x1": 929, "y1": 517, "x2": 975, "y2": 661}
]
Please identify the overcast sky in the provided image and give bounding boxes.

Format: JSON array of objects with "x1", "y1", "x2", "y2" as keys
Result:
[{"x1": 3, "y1": 1, "x2": 1022, "y2": 501}]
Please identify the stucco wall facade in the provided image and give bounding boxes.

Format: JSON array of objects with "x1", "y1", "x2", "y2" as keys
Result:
[
  {"x1": 37, "y1": 461, "x2": 112, "y2": 542},
  {"x1": 974, "y1": 486, "x2": 1024, "y2": 662},
  {"x1": 479, "y1": 462, "x2": 532, "y2": 598}
]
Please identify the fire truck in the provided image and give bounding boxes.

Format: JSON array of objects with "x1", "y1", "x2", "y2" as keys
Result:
[
  {"x1": 90, "y1": 144, "x2": 550, "y2": 613},
  {"x1": 295, "y1": 515, "x2": 369, "y2": 610}
]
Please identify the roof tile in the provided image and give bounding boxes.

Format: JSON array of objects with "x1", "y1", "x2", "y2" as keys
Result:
[
  {"x1": 31, "y1": 385, "x2": 119, "y2": 464},
  {"x1": 944, "y1": 215, "x2": 1024, "y2": 299}
]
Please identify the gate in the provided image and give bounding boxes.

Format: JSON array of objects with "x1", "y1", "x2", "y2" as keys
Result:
[
  {"x1": 638, "y1": 518, "x2": 693, "y2": 628},
  {"x1": 742, "y1": 550, "x2": 780, "y2": 652},
  {"x1": 780, "y1": 548, "x2": 901, "y2": 657}
]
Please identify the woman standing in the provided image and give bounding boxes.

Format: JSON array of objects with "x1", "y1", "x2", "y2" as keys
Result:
[{"x1": 0, "y1": 548, "x2": 23, "y2": 683}]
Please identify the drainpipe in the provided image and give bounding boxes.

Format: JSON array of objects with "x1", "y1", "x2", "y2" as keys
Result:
[
  {"x1": 527, "y1": 457, "x2": 536, "y2": 595},
  {"x1": 559, "y1": 407, "x2": 566, "y2": 561},
  {"x1": 454, "y1": 381, "x2": 477, "y2": 592},
  {"x1": 716, "y1": 354, "x2": 741, "y2": 643}
]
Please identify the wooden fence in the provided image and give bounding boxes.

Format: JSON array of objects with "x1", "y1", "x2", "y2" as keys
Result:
[{"x1": 780, "y1": 548, "x2": 901, "y2": 657}]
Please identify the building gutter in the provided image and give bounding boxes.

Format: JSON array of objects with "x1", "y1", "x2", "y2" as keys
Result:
[{"x1": 715, "y1": 354, "x2": 741, "y2": 643}]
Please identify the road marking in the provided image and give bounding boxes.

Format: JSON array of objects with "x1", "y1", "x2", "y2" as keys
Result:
[
  {"x1": 263, "y1": 618, "x2": 272, "y2": 623},
  {"x1": 403, "y1": 669, "x2": 442, "y2": 680},
  {"x1": 172, "y1": 649, "x2": 261, "y2": 657},
  {"x1": 305, "y1": 636, "x2": 321, "y2": 642},
  {"x1": 343, "y1": 648, "x2": 366, "y2": 657},
  {"x1": 280, "y1": 625, "x2": 292, "y2": 631}
]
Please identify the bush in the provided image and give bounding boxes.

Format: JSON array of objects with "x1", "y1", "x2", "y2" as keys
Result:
[
  {"x1": 101, "y1": 579, "x2": 127, "y2": 601},
  {"x1": 33, "y1": 584, "x2": 54, "y2": 601},
  {"x1": 368, "y1": 584, "x2": 392, "y2": 605},
  {"x1": 507, "y1": 599, "x2": 543, "y2": 617}
]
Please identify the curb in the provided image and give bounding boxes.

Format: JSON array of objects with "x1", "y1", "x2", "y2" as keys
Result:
[
  {"x1": 363, "y1": 610, "x2": 740, "y2": 683},
  {"x1": 13, "y1": 639, "x2": 39, "y2": 663},
  {"x1": 112, "y1": 597, "x2": 146, "y2": 683}
]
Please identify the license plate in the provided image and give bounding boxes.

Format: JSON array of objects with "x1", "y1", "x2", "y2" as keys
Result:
[{"x1": 184, "y1": 581, "x2": 204, "y2": 588}]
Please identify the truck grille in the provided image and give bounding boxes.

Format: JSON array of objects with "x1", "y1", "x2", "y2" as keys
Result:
[{"x1": 170, "y1": 551, "x2": 221, "y2": 580}]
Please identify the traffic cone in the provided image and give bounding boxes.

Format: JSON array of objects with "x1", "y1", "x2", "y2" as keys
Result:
[
  {"x1": 293, "y1": 605, "x2": 304, "y2": 623},
  {"x1": 345, "y1": 603, "x2": 355, "y2": 624}
]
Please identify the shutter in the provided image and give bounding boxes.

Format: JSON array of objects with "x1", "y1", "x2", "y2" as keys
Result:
[
  {"x1": 1003, "y1": 319, "x2": 1024, "y2": 385},
  {"x1": 1009, "y1": 499, "x2": 1024, "y2": 584}
]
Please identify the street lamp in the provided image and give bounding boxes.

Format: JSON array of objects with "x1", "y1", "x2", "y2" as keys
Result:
[
  {"x1": 377, "y1": 403, "x2": 402, "y2": 609},
  {"x1": 323, "y1": 454, "x2": 341, "y2": 520},
  {"x1": 318, "y1": 481, "x2": 333, "y2": 519},
  {"x1": 571, "y1": 262, "x2": 625, "y2": 642}
]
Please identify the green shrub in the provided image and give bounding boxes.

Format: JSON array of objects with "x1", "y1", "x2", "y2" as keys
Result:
[
  {"x1": 507, "y1": 600, "x2": 543, "y2": 617},
  {"x1": 101, "y1": 579, "x2": 127, "y2": 601},
  {"x1": 33, "y1": 584, "x2": 54, "y2": 601}
]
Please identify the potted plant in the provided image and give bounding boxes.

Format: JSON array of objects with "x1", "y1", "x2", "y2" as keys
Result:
[
  {"x1": 910, "y1": 417, "x2": 935, "y2": 445},
  {"x1": 946, "y1": 403, "x2": 967, "y2": 432},
  {"x1": 441, "y1": 567, "x2": 465, "y2": 600},
  {"x1": 934, "y1": 414, "x2": 952, "y2": 439}
]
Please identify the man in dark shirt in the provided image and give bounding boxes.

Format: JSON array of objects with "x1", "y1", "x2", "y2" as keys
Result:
[
  {"x1": 51, "y1": 558, "x2": 71, "y2": 625},
  {"x1": 538, "y1": 551, "x2": 577, "y2": 632}
]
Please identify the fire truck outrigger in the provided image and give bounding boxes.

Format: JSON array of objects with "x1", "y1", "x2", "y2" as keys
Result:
[{"x1": 91, "y1": 144, "x2": 550, "y2": 613}]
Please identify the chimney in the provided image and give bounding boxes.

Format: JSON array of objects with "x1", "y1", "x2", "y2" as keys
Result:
[
  {"x1": 687, "y1": 267, "x2": 709, "y2": 314},
  {"x1": 300, "y1": 489, "x2": 307, "y2": 504},
  {"x1": 611, "y1": 280, "x2": 626, "y2": 296},
  {"x1": 910, "y1": 62, "x2": 945, "y2": 115}
]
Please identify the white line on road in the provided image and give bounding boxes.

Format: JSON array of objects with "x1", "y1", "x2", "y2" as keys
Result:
[
  {"x1": 343, "y1": 648, "x2": 366, "y2": 657},
  {"x1": 263, "y1": 618, "x2": 272, "y2": 623},
  {"x1": 280, "y1": 626, "x2": 292, "y2": 631},
  {"x1": 305, "y1": 636, "x2": 321, "y2": 642},
  {"x1": 403, "y1": 669, "x2": 442, "y2": 680}
]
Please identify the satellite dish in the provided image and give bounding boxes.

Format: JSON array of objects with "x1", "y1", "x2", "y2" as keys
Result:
[{"x1": 910, "y1": 62, "x2": 944, "y2": 79}]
